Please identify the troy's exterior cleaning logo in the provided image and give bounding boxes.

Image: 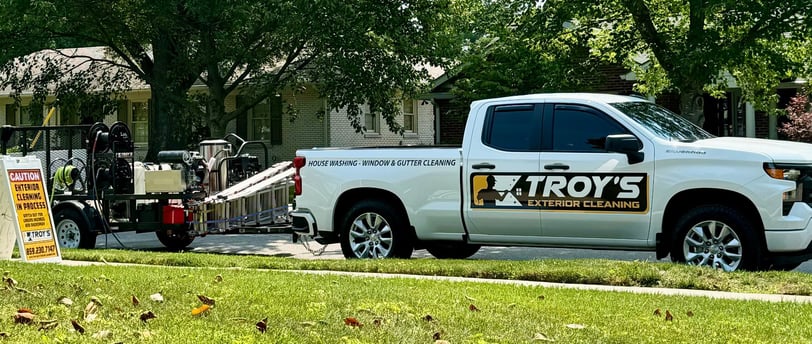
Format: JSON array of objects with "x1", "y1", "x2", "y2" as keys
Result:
[{"x1": 471, "y1": 173, "x2": 648, "y2": 212}]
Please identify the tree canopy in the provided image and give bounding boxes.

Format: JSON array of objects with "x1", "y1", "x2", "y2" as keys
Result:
[
  {"x1": 450, "y1": 0, "x2": 812, "y2": 122},
  {"x1": 0, "y1": 0, "x2": 464, "y2": 158}
]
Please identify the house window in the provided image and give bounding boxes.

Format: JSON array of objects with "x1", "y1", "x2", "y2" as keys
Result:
[
  {"x1": 4, "y1": 104, "x2": 36, "y2": 126},
  {"x1": 402, "y1": 99, "x2": 417, "y2": 132},
  {"x1": 131, "y1": 101, "x2": 149, "y2": 144},
  {"x1": 246, "y1": 96, "x2": 283, "y2": 144},
  {"x1": 365, "y1": 112, "x2": 379, "y2": 133}
]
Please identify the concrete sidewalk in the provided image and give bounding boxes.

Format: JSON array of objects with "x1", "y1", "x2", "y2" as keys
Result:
[{"x1": 59, "y1": 259, "x2": 812, "y2": 304}]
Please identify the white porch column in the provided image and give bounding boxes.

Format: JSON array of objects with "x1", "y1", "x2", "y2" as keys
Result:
[{"x1": 745, "y1": 102, "x2": 756, "y2": 138}]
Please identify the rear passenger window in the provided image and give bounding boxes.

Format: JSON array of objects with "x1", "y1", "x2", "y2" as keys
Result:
[
  {"x1": 553, "y1": 106, "x2": 629, "y2": 152},
  {"x1": 482, "y1": 104, "x2": 541, "y2": 151}
]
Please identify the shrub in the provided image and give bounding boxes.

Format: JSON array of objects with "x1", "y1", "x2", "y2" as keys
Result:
[{"x1": 778, "y1": 90, "x2": 812, "y2": 142}]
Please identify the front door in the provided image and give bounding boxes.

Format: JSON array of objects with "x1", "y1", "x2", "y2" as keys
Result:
[{"x1": 539, "y1": 103, "x2": 654, "y2": 242}]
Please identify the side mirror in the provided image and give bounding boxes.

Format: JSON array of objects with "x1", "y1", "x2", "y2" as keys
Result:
[{"x1": 605, "y1": 134, "x2": 644, "y2": 164}]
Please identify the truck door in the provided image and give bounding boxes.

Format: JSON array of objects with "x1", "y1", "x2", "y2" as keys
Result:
[
  {"x1": 538, "y1": 103, "x2": 653, "y2": 242},
  {"x1": 463, "y1": 103, "x2": 543, "y2": 242}
]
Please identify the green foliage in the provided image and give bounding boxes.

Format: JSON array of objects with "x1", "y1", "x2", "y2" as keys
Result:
[{"x1": 778, "y1": 90, "x2": 812, "y2": 142}]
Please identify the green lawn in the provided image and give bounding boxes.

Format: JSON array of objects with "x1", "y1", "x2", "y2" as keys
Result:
[
  {"x1": 62, "y1": 249, "x2": 812, "y2": 295},
  {"x1": 1, "y1": 259, "x2": 811, "y2": 343}
]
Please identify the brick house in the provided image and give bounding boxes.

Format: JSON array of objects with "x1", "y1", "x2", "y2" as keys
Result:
[{"x1": 0, "y1": 47, "x2": 440, "y2": 162}]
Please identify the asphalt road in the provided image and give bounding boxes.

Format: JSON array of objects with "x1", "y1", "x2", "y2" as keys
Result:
[{"x1": 94, "y1": 231, "x2": 812, "y2": 273}]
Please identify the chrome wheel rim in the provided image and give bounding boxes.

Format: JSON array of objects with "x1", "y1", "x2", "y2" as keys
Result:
[
  {"x1": 348, "y1": 212, "x2": 393, "y2": 258},
  {"x1": 682, "y1": 220, "x2": 742, "y2": 271},
  {"x1": 57, "y1": 219, "x2": 82, "y2": 249}
]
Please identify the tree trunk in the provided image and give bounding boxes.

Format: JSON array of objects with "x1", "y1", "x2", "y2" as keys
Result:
[
  {"x1": 144, "y1": 33, "x2": 199, "y2": 161},
  {"x1": 678, "y1": 87, "x2": 705, "y2": 126}
]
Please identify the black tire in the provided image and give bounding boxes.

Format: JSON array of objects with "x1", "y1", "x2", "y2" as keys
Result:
[
  {"x1": 426, "y1": 242, "x2": 481, "y2": 259},
  {"x1": 339, "y1": 200, "x2": 413, "y2": 259},
  {"x1": 670, "y1": 204, "x2": 762, "y2": 271},
  {"x1": 155, "y1": 227, "x2": 195, "y2": 250},
  {"x1": 54, "y1": 208, "x2": 97, "y2": 249}
]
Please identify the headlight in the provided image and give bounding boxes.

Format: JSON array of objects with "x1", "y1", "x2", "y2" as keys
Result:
[
  {"x1": 764, "y1": 163, "x2": 809, "y2": 205},
  {"x1": 764, "y1": 165, "x2": 801, "y2": 181}
]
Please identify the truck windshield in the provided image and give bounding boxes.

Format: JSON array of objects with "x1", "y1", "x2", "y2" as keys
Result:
[{"x1": 610, "y1": 101, "x2": 715, "y2": 142}]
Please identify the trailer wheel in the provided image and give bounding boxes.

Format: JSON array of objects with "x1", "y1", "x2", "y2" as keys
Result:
[
  {"x1": 340, "y1": 200, "x2": 413, "y2": 259},
  {"x1": 671, "y1": 204, "x2": 761, "y2": 271},
  {"x1": 55, "y1": 208, "x2": 96, "y2": 249},
  {"x1": 426, "y1": 242, "x2": 481, "y2": 259},
  {"x1": 156, "y1": 227, "x2": 195, "y2": 251}
]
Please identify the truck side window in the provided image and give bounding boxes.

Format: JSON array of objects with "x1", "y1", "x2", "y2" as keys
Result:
[
  {"x1": 482, "y1": 104, "x2": 541, "y2": 152},
  {"x1": 552, "y1": 107, "x2": 629, "y2": 152}
]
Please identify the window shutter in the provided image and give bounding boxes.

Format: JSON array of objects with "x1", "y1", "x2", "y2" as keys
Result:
[
  {"x1": 117, "y1": 100, "x2": 128, "y2": 123},
  {"x1": 236, "y1": 95, "x2": 247, "y2": 139},
  {"x1": 270, "y1": 96, "x2": 283, "y2": 145},
  {"x1": 5, "y1": 104, "x2": 16, "y2": 125}
]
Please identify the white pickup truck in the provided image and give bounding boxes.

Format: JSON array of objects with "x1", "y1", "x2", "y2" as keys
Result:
[{"x1": 290, "y1": 93, "x2": 812, "y2": 271}]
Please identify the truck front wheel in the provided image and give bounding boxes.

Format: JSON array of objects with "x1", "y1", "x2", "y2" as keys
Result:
[
  {"x1": 340, "y1": 201, "x2": 413, "y2": 259},
  {"x1": 670, "y1": 205, "x2": 762, "y2": 271},
  {"x1": 426, "y1": 242, "x2": 481, "y2": 259}
]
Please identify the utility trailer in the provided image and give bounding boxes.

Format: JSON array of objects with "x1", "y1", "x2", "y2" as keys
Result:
[{"x1": 0, "y1": 122, "x2": 293, "y2": 250}]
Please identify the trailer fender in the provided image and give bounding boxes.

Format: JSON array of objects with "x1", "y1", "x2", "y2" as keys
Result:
[{"x1": 52, "y1": 200, "x2": 103, "y2": 234}]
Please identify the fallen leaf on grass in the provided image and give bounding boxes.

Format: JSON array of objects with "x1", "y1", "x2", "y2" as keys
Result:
[
  {"x1": 3, "y1": 276, "x2": 17, "y2": 289},
  {"x1": 686, "y1": 310, "x2": 694, "y2": 317},
  {"x1": 191, "y1": 304, "x2": 210, "y2": 316},
  {"x1": 468, "y1": 304, "x2": 480, "y2": 312},
  {"x1": 140, "y1": 311, "x2": 156, "y2": 322},
  {"x1": 214, "y1": 274, "x2": 223, "y2": 283},
  {"x1": 38, "y1": 320, "x2": 58, "y2": 331},
  {"x1": 71, "y1": 320, "x2": 85, "y2": 334},
  {"x1": 13, "y1": 312, "x2": 34, "y2": 324},
  {"x1": 372, "y1": 319, "x2": 382, "y2": 326},
  {"x1": 0, "y1": 332, "x2": 8, "y2": 338},
  {"x1": 665, "y1": 310, "x2": 673, "y2": 321},
  {"x1": 533, "y1": 332, "x2": 555, "y2": 341},
  {"x1": 84, "y1": 299, "x2": 100, "y2": 322},
  {"x1": 17, "y1": 308, "x2": 33, "y2": 314},
  {"x1": 92, "y1": 330, "x2": 112, "y2": 339},
  {"x1": 566, "y1": 324, "x2": 585, "y2": 329},
  {"x1": 131, "y1": 295, "x2": 140, "y2": 306},
  {"x1": 197, "y1": 294, "x2": 215, "y2": 306},
  {"x1": 422, "y1": 314, "x2": 435, "y2": 322},
  {"x1": 537, "y1": 295, "x2": 545, "y2": 300},
  {"x1": 150, "y1": 293, "x2": 164, "y2": 303},
  {"x1": 256, "y1": 318, "x2": 267, "y2": 333},
  {"x1": 653, "y1": 309, "x2": 661, "y2": 316},
  {"x1": 435, "y1": 340, "x2": 450, "y2": 344},
  {"x1": 343, "y1": 317, "x2": 363, "y2": 327},
  {"x1": 433, "y1": 332, "x2": 442, "y2": 340},
  {"x1": 57, "y1": 297, "x2": 74, "y2": 306}
]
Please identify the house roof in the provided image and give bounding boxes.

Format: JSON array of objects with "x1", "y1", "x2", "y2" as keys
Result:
[
  {"x1": 2, "y1": 46, "x2": 447, "y2": 98},
  {"x1": 0, "y1": 46, "x2": 145, "y2": 97}
]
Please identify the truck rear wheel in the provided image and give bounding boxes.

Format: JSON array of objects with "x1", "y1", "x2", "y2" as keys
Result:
[
  {"x1": 426, "y1": 242, "x2": 481, "y2": 259},
  {"x1": 55, "y1": 208, "x2": 97, "y2": 249},
  {"x1": 670, "y1": 204, "x2": 762, "y2": 271},
  {"x1": 156, "y1": 227, "x2": 195, "y2": 251},
  {"x1": 340, "y1": 201, "x2": 413, "y2": 259}
]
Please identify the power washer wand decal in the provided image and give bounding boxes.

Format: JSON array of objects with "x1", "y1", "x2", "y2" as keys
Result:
[{"x1": 471, "y1": 173, "x2": 648, "y2": 212}]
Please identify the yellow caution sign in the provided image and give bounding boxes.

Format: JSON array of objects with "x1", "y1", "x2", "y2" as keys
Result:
[{"x1": 0, "y1": 156, "x2": 61, "y2": 262}]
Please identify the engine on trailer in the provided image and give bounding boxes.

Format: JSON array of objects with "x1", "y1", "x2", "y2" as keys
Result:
[{"x1": 85, "y1": 122, "x2": 207, "y2": 197}]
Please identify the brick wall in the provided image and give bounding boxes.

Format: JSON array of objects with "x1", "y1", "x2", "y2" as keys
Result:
[{"x1": 328, "y1": 100, "x2": 435, "y2": 147}]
